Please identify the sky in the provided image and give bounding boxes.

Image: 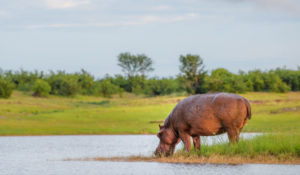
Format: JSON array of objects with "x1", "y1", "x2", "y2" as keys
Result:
[{"x1": 0, "y1": 0, "x2": 300, "y2": 78}]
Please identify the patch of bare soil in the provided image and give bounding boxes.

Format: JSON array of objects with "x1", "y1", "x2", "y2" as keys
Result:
[
  {"x1": 250, "y1": 99, "x2": 292, "y2": 104},
  {"x1": 149, "y1": 120, "x2": 164, "y2": 124},
  {"x1": 250, "y1": 100, "x2": 266, "y2": 104},
  {"x1": 0, "y1": 116, "x2": 7, "y2": 119},
  {"x1": 65, "y1": 155, "x2": 300, "y2": 165},
  {"x1": 270, "y1": 106, "x2": 300, "y2": 114}
]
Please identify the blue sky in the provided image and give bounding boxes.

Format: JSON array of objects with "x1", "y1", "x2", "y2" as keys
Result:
[{"x1": 0, "y1": 0, "x2": 300, "y2": 78}]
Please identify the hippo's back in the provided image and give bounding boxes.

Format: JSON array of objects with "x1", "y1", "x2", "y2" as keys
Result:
[{"x1": 169, "y1": 93, "x2": 250, "y2": 131}]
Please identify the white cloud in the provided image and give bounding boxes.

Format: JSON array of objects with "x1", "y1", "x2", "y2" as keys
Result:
[
  {"x1": 257, "y1": 0, "x2": 300, "y2": 15},
  {"x1": 223, "y1": 0, "x2": 300, "y2": 16},
  {"x1": 24, "y1": 13, "x2": 199, "y2": 29},
  {"x1": 45, "y1": 0, "x2": 90, "y2": 9}
]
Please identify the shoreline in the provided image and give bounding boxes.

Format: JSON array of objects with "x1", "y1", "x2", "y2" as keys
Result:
[
  {"x1": 65, "y1": 155, "x2": 300, "y2": 165},
  {"x1": 0, "y1": 132, "x2": 261, "y2": 137}
]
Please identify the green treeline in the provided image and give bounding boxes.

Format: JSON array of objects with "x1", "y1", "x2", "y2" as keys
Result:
[{"x1": 0, "y1": 53, "x2": 299, "y2": 98}]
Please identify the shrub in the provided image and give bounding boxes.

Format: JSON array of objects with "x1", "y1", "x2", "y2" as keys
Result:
[
  {"x1": 0, "y1": 77, "x2": 14, "y2": 98},
  {"x1": 93, "y1": 79, "x2": 123, "y2": 97},
  {"x1": 5, "y1": 69, "x2": 43, "y2": 91},
  {"x1": 263, "y1": 72, "x2": 290, "y2": 93},
  {"x1": 47, "y1": 72, "x2": 80, "y2": 96},
  {"x1": 205, "y1": 68, "x2": 246, "y2": 93},
  {"x1": 32, "y1": 79, "x2": 51, "y2": 97},
  {"x1": 111, "y1": 75, "x2": 131, "y2": 92},
  {"x1": 145, "y1": 78, "x2": 179, "y2": 96},
  {"x1": 76, "y1": 69, "x2": 95, "y2": 95}
]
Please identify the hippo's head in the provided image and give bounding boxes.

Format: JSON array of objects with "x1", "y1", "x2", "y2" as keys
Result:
[{"x1": 154, "y1": 125, "x2": 179, "y2": 157}]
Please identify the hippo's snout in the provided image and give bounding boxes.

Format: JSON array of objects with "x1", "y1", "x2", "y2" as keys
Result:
[{"x1": 154, "y1": 144, "x2": 172, "y2": 157}]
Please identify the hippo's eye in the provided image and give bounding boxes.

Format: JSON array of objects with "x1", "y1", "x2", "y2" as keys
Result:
[{"x1": 157, "y1": 131, "x2": 163, "y2": 138}]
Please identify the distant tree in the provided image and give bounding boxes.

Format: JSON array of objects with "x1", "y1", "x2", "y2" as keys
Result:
[
  {"x1": 263, "y1": 71, "x2": 290, "y2": 93},
  {"x1": 5, "y1": 69, "x2": 43, "y2": 91},
  {"x1": 110, "y1": 74, "x2": 131, "y2": 92},
  {"x1": 76, "y1": 69, "x2": 95, "y2": 95},
  {"x1": 93, "y1": 79, "x2": 123, "y2": 98},
  {"x1": 0, "y1": 75, "x2": 14, "y2": 98},
  {"x1": 46, "y1": 71, "x2": 80, "y2": 96},
  {"x1": 179, "y1": 54, "x2": 207, "y2": 94},
  {"x1": 274, "y1": 67, "x2": 300, "y2": 91},
  {"x1": 244, "y1": 70, "x2": 265, "y2": 91},
  {"x1": 145, "y1": 77, "x2": 179, "y2": 96},
  {"x1": 205, "y1": 68, "x2": 246, "y2": 93},
  {"x1": 32, "y1": 79, "x2": 51, "y2": 97},
  {"x1": 117, "y1": 52, "x2": 154, "y2": 77}
]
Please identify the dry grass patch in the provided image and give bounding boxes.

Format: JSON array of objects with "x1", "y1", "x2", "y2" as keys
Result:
[{"x1": 65, "y1": 155, "x2": 300, "y2": 165}]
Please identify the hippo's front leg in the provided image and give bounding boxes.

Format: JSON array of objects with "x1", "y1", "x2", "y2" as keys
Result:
[
  {"x1": 192, "y1": 136, "x2": 200, "y2": 151},
  {"x1": 179, "y1": 132, "x2": 191, "y2": 152}
]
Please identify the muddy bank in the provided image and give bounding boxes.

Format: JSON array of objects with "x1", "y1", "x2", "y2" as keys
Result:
[{"x1": 65, "y1": 155, "x2": 300, "y2": 165}]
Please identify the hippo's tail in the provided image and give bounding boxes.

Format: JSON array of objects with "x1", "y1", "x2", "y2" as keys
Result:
[{"x1": 243, "y1": 99, "x2": 252, "y2": 120}]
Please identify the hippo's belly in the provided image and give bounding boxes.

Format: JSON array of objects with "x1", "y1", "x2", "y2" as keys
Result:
[{"x1": 188, "y1": 116, "x2": 225, "y2": 136}]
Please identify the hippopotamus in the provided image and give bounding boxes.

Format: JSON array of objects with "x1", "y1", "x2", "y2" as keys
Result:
[{"x1": 155, "y1": 93, "x2": 251, "y2": 156}]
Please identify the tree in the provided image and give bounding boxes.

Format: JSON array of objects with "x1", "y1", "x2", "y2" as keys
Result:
[
  {"x1": 179, "y1": 54, "x2": 207, "y2": 94},
  {"x1": 145, "y1": 77, "x2": 179, "y2": 96},
  {"x1": 117, "y1": 52, "x2": 154, "y2": 77},
  {"x1": 76, "y1": 69, "x2": 95, "y2": 95},
  {"x1": 0, "y1": 76, "x2": 14, "y2": 98},
  {"x1": 205, "y1": 68, "x2": 246, "y2": 93},
  {"x1": 46, "y1": 71, "x2": 80, "y2": 96},
  {"x1": 32, "y1": 79, "x2": 51, "y2": 97},
  {"x1": 93, "y1": 79, "x2": 123, "y2": 98}
]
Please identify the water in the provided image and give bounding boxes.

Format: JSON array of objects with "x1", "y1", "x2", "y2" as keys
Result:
[{"x1": 0, "y1": 133, "x2": 299, "y2": 175}]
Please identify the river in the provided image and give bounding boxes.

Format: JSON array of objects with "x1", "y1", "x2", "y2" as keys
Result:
[{"x1": 0, "y1": 133, "x2": 299, "y2": 175}]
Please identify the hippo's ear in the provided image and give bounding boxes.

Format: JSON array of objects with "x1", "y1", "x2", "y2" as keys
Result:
[{"x1": 159, "y1": 124, "x2": 164, "y2": 130}]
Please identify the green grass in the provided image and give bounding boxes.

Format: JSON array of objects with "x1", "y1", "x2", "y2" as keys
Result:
[
  {"x1": 175, "y1": 134, "x2": 300, "y2": 159},
  {"x1": 0, "y1": 91, "x2": 300, "y2": 135}
]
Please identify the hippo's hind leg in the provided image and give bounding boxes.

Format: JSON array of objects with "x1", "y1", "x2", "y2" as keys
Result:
[
  {"x1": 179, "y1": 132, "x2": 191, "y2": 152},
  {"x1": 227, "y1": 128, "x2": 240, "y2": 143},
  {"x1": 192, "y1": 136, "x2": 200, "y2": 151}
]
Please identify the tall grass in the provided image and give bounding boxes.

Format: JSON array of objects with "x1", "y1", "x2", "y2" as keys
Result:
[{"x1": 176, "y1": 134, "x2": 300, "y2": 159}]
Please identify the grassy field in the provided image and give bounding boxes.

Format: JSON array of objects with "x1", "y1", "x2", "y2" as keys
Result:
[
  {"x1": 1, "y1": 91, "x2": 300, "y2": 164},
  {"x1": 0, "y1": 91, "x2": 300, "y2": 135}
]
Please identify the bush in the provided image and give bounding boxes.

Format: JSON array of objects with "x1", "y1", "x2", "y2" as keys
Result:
[
  {"x1": 242, "y1": 70, "x2": 265, "y2": 91},
  {"x1": 32, "y1": 79, "x2": 51, "y2": 97},
  {"x1": 0, "y1": 77, "x2": 14, "y2": 98},
  {"x1": 76, "y1": 69, "x2": 95, "y2": 95},
  {"x1": 110, "y1": 75, "x2": 131, "y2": 92},
  {"x1": 263, "y1": 72, "x2": 290, "y2": 93},
  {"x1": 205, "y1": 68, "x2": 246, "y2": 93},
  {"x1": 47, "y1": 72, "x2": 80, "y2": 96},
  {"x1": 274, "y1": 68, "x2": 300, "y2": 91},
  {"x1": 145, "y1": 78, "x2": 179, "y2": 96},
  {"x1": 5, "y1": 69, "x2": 43, "y2": 91},
  {"x1": 93, "y1": 79, "x2": 123, "y2": 97}
]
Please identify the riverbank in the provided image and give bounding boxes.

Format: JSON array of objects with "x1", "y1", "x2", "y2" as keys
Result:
[
  {"x1": 66, "y1": 134, "x2": 300, "y2": 165},
  {"x1": 71, "y1": 155, "x2": 300, "y2": 165}
]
